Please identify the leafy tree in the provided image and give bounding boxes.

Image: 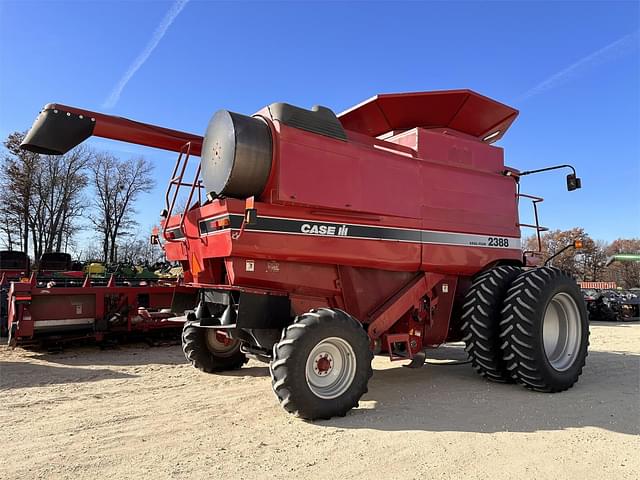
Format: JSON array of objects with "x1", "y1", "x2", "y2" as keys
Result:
[
  {"x1": 581, "y1": 239, "x2": 609, "y2": 282},
  {"x1": 604, "y1": 239, "x2": 640, "y2": 288},
  {"x1": 525, "y1": 227, "x2": 591, "y2": 277}
]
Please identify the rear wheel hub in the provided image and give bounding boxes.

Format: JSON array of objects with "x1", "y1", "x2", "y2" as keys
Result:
[{"x1": 543, "y1": 292, "x2": 582, "y2": 371}]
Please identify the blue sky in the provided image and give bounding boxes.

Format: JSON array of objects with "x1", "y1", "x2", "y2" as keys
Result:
[{"x1": 1, "y1": 0, "x2": 638, "y2": 249}]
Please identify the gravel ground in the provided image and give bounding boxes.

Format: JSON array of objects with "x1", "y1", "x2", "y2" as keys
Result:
[{"x1": 1, "y1": 321, "x2": 638, "y2": 479}]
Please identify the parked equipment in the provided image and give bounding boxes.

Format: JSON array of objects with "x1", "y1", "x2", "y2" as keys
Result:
[
  {"x1": 21, "y1": 90, "x2": 589, "y2": 419},
  {"x1": 6, "y1": 274, "x2": 190, "y2": 346},
  {"x1": 38, "y1": 252, "x2": 72, "y2": 276},
  {"x1": 586, "y1": 289, "x2": 640, "y2": 322},
  {"x1": 0, "y1": 250, "x2": 30, "y2": 279},
  {"x1": 1, "y1": 251, "x2": 31, "y2": 335}
]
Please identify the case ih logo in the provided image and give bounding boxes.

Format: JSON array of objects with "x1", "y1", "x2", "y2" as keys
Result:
[{"x1": 301, "y1": 223, "x2": 349, "y2": 237}]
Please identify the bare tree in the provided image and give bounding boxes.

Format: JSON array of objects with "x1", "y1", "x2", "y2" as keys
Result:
[
  {"x1": 118, "y1": 232, "x2": 165, "y2": 266},
  {"x1": 0, "y1": 201, "x2": 22, "y2": 250},
  {"x1": 1, "y1": 132, "x2": 90, "y2": 259},
  {"x1": 1, "y1": 132, "x2": 39, "y2": 255},
  {"x1": 89, "y1": 154, "x2": 155, "y2": 263},
  {"x1": 28, "y1": 147, "x2": 91, "y2": 260}
]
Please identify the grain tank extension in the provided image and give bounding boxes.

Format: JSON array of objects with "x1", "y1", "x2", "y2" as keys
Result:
[{"x1": 21, "y1": 90, "x2": 589, "y2": 419}]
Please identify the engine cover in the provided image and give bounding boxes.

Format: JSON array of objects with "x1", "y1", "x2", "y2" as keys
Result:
[{"x1": 200, "y1": 110, "x2": 272, "y2": 199}]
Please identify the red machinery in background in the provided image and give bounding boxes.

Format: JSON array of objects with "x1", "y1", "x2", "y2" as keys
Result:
[
  {"x1": 37, "y1": 252, "x2": 73, "y2": 276},
  {"x1": 20, "y1": 89, "x2": 589, "y2": 420},
  {"x1": 0, "y1": 251, "x2": 30, "y2": 279},
  {"x1": 1, "y1": 251, "x2": 31, "y2": 336},
  {"x1": 6, "y1": 273, "x2": 191, "y2": 346},
  {"x1": 1, "y1": 248, "x2": 187, "y2": 346}
]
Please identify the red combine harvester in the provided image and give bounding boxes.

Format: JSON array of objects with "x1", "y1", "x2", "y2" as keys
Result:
[{"x1": 20, "y1": 90, "x2": 589, "y2": 419}]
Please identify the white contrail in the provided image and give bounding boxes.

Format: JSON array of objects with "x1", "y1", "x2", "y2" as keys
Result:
[
  {"x1": 103, "y1": 0, "x2": 189, "y2": 108},
  {"x1": 517, "y1": 30, "x2": 639, "y2": 102}
]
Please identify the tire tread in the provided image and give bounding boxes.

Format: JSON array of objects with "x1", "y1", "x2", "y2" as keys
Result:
[
  {"x1": 500, "y1": 267, "x2": 589, "y2": 392},
  {"x1": 461, "y1": 265, "x2": 522, "y2": 383}
]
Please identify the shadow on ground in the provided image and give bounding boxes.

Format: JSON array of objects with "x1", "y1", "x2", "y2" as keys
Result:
[
  {"x1": 590, "y1": 320, "x2": 640, "y2": 328},
  {"x1": 0, "y1": 361, "x2": 137, "y2": 390},
  {"x1": 9, "y1": 325, "x2": 639, "y2": 436},
  {"x1": 30, "y1": 343, "x2": 186, "y2": 367},
  {"x1": 320, "y1": 345, "x2": 639, "y2": 436},
  {"x1": 218, "y1": 365, "x2": 270, "y2": 377}
]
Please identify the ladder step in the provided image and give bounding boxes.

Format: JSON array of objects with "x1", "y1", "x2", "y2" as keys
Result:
[{"x1": 386, "y1": 333, "x2": 413, "y2": 361}]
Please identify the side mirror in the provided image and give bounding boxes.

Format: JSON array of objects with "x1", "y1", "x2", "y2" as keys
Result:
[{"x1": 567, "y1": 173, "x2": 582, "y2": 191}]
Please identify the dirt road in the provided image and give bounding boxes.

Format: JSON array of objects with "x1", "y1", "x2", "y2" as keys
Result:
[{"x1": 1, "y1": 322, "x2": 638, "y2": 479}]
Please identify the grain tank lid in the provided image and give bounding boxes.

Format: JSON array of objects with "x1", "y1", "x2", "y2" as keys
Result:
[{"x1": 338, "y1": 90, "x2": 518, "y2": 143}]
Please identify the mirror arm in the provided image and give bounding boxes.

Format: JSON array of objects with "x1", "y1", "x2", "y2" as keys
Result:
[
  {"x1": 503, "y1": 164, "x2": 581, "y2": 191},
  {"x1": 518, "y1": 164, "x2": 577, "y2": 177}
]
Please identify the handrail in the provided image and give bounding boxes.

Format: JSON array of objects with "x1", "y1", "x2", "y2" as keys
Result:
[
  {"x1": 179, "y1": 163, "x2": 202, "y2": 236},
  {"x1": 517, "y1": 193, "x2": 546, "y2": 252},
  {"x1": 163, "y1": 142, "x2": 191, "y2": 242},
  {"x1": 163, "y1": 142, "x2": 203, "y2": 243}
]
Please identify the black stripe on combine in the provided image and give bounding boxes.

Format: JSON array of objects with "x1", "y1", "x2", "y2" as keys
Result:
[
  {"x1": 202, "y1": 214, "x2": 521, "y2": 249},
  {"x1": 232, "y1": 215, "x2": 420, "y2": 242}
]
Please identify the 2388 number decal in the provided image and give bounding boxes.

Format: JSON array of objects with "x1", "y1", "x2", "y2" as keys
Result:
[{"x1": 488, "y1": 237, "x2": 509, "y2": 247}]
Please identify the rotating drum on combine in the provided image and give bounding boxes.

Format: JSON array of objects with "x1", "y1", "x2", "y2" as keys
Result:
[{"x1": 20, "y1": 89, "x2": 588, "y2": 419}]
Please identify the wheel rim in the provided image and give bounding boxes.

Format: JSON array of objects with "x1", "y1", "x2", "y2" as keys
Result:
[
  {"x1": 305, "y1": 337, "x2": 357, "y2": 400},
  {"x1": 542, "y1": 292, "x2": 582, "y2": 371},
  {"x1": 205, "y1": 330, "x2": 239, "y2": 357}
]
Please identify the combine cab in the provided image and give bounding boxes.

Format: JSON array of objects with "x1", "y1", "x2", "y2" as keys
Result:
[
  {"x1": 0, "y1": 250, "x2": 30, "y2": 279},
  {"x1": 1, "y1": 250, "x2": 30, "y2": 335},
  {"x1": 37, "y1": 252, "x2": 73, "y2": 277},
  {"x1": 20, "y1": 89, "x2": 589, "y2": 419}
]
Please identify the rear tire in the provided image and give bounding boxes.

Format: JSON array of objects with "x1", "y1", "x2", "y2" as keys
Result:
[
  {"x1": 270, "y1": 308, "x2": 373, "y2": 420},
  {"x1": 461, "y1": 265, "x2": 522, "y2": 383},
  {"x1": 500, "y1": 267, "x2": 589, "y2": 392},
  {"x1": 182, "y1": 323, "x2": 247, "y2": 373}
]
